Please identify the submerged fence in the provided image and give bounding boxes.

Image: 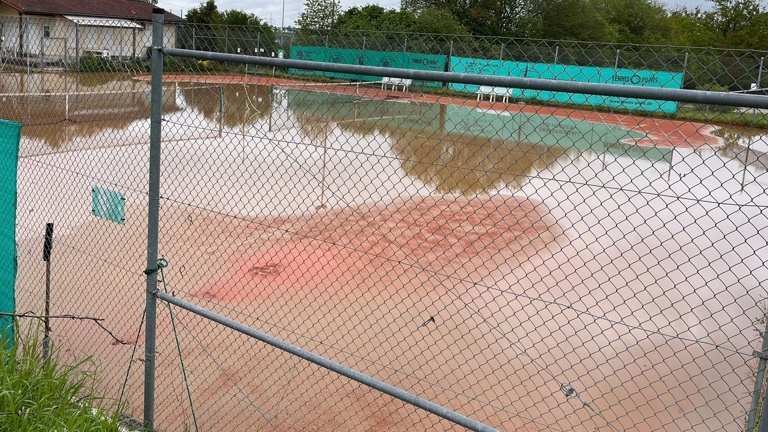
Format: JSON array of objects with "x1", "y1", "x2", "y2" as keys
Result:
[{"x1": 4, "y1": 8, "x2": 768, "y2": 432}]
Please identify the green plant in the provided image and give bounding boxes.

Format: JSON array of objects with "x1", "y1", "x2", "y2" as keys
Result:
[
  {"x1": 70, "y1": 55, "x2": 124, "y2": 73},
  {"x1": 0, "y1": 322, "x2": 122, "y2": 432}
]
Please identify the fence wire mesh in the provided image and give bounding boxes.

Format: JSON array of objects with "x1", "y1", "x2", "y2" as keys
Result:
[{"x1": 4, "y1": 16, "x2": 768, "y2": 432}]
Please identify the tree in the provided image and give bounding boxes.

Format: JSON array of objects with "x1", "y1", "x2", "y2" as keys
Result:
[
  {"x1": 667, "y1": 7, "x2": 720, "y2": 47},
  {"x1": 220, "y1": 10, "x2": 277, "y2": 54},
  {"x1": 184, "y1": 1, "x2": 275, "y2": 54},
  {"x1": 221, "y1": 9, "x2": 274, "y2": 35},
  {"x1": 704, "y1": 0, "x2": 768, "y2": 49},
  {"x1": 535, "y1": 0, "x2": 613, "y2": 41},
  {"x1": 402, "y1": 0, "x2": 539, "y2": 37},
  {"x1": 186, "y1": 0, "x2": 222, "y2": 24},
  {"x1": 333, "y1": 4, "x2": 467, "y2": 34},
  {"x1": 412, "y1": 7, "x2": 468, "y2": 34},
  {"x1": 297, "y1": 0, "x2": 343, "y2": 30},
  {"x1": 599, "y1": 0, "x2": 673, "y2": 44},
  {"x1": 334, "y1": 5, "x2": 417, "y2": 32}
]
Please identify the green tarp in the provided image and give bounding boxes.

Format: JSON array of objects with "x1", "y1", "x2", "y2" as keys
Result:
[
  {"x1": 289, "y1": 46, "x2": 446, "y2": 88},
  {"x1": 286, "y1": 44, "x2": 683, "y2": 114},
  {"x1": 0, "y1": 120, "x2": 20, "y2": 341},
  {"x1": 449, "y1": 57, "x2": 684, "y2": 114}
]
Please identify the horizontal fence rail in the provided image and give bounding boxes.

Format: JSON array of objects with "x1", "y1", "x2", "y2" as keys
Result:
[
  {"x1": 165, "y1": 47, "x2": 768, "y2": 109},
  {"x1": 156, "y1": 291, "x2": 500, "y2": 432}
]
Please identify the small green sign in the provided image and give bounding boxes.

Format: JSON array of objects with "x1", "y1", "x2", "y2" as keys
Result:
[{"x1": 91, "y1": 187, "x2": 125, "y2": 224}]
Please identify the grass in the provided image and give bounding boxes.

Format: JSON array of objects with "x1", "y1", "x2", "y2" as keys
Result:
[
  {"x1": 678, "y1": 106, "x2": 768, "y2": 129},
  {"x1": 0, "y1": 322, "x2": 124, "y2": 432}
]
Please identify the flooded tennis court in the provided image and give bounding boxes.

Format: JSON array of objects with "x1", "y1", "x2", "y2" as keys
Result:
[{"x1": 7, "y1": 72, "x2": 768, "y2": 431}]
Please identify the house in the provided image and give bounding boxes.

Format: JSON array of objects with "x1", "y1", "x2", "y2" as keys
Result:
[{"x1": 0, "y1": 0, "x2": 183, "y2": 61}]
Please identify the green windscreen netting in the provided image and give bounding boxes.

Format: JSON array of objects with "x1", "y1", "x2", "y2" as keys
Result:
[{"x1": 0, "y1": 120, "x2": 20, "y2": 341}]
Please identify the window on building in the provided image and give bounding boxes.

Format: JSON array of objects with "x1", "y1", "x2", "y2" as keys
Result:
[{"x1": 43, "y1": 25, "x2": 50, "y2": 38}]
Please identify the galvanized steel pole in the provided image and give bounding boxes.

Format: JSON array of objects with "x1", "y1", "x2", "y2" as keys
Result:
[
  {"x1": 747, "y1": 310, "x2": 768, "y2": 431},
  {"x1": 144, "y1": 8, "x2": 165, "y2": 432}
]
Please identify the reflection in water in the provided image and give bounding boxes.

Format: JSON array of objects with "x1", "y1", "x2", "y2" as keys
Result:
[
  {"x1": 286, "y1": 89, "x2": 566, "y2": 194},
  {"x1": 0, "y1": 72, "x2": 142, "y2": 95},
  {"x1": 716, "y1": 126, "x2": 768, "y2": 173},
  {"x1": 0, "y1": 73, "x2": 165, "y2": 126},
  {"x1": 11, "y1": 75, "x2": 768, "y2": 431},
  {"x1": 391, "y1": 130, "x2": 565, "y2": 194},
  {"x1": 22, "y1": 119, "x2": 138, "y2": 149},
  {"x1": 1, "y1": 73, "x2": 181, "y2": 151},
  {"x1": 181, "y1": 83, "x2": 272, "y2": 129},
  {"x1": 294, "y1": 111, "x2": 334, "y2": 143}
]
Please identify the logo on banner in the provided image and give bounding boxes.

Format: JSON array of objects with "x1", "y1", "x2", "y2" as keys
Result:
[{"x1": 612, "y1": 73, "x2": 659, "y2": 85}]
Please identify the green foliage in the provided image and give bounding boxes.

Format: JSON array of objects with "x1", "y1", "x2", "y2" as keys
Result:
[
  {"x1": 413, "y1": 7, "x2": 468, "y2": 35},
  {"x1": 0, "y1": 323, "x2": 121, "y2": 432},
  {"x1": 68, "y1": 55, "x2": 204, "y2": 74},
  {"x1": 186, "y1": 0, "x2": 221, "y2": 24},
  {"x1": 333, "y1": 5, "x2": 467, "y2": 35},
  {"x1": 180, "y1": 1, "x2": 276, "y2": 55},
  {"x1": 335, "y1": 5, "x2": 416, "y2": 32},
  {"x1": 668, "y1": 8, "x2": 720, "y2": 47},
  {"x1": 332, "y1": 0, "x2": 767, "y2": 53},
  {"x1": 603, "y1": 0, "x2": 673, "y2": 44},
  {"x1": 71, "y1": 55, "x2": 130, "y2": 73},
  {"x1": 537, "y1": 0, "x2": 614, "y2": 42},
  {"x1": 297, "y1": 0, "x2": 343, "y2": 31}
]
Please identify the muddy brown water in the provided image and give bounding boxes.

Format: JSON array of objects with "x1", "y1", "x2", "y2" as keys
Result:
[{"x1": 7, "y1": 74, "x2": 768, "y2": 431}]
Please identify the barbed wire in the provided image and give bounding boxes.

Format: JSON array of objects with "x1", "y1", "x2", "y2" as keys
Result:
[{"x1": 0, "y1": 311, "x2": 131, "y2": 346}]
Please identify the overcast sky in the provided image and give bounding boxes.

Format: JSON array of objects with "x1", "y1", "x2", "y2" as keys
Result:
[{"x1": 157, "y1": 0, "x2": 711, "y2": 28}]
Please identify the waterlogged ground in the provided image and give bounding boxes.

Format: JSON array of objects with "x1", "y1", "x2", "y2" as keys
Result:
[{"x1": 9, "y1": 76, "x2": 768, "y2": 431}]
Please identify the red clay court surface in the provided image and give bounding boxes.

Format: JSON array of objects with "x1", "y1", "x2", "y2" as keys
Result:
[
  {"x1": 143, "y1": 74, "x2": 724, "y2": 149},
  {"x1": 122, "y1": 74, "x2": 738, "y2": 430}
]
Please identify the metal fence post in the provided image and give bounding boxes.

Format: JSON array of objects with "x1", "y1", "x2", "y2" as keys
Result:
[
  {"x1": 144, "y1": 8, "x2": 165, "y2": 432},
  {"x1": 39, "y1": 31, "x2": 44, "y2": 71},
  {"x1": 447, "y1": 39, "x2": 454, "y2": 90},
  {"x1": 218, "y1": 84, "x2": 224, "y2": 137},
  {"x1": 747, "y1": 309, "x2": 768, "y2": 431},
  {"x1": 42, "y1": 223, "x2": 54, "y2": 362},
  {"x1": 614, "y1": 49, "x2": 620, "y2": 69},
  {"x1": 75, "y1": 24, "x2": 80, "y2": 65},
  {"x1": 361, "y1": 36, "x2": 366, "y2": 64}
]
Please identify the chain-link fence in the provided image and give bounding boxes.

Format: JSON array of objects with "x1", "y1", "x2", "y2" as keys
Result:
[{"x1": 4, "y1": 11, "x2": 768, "y2": 431}]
